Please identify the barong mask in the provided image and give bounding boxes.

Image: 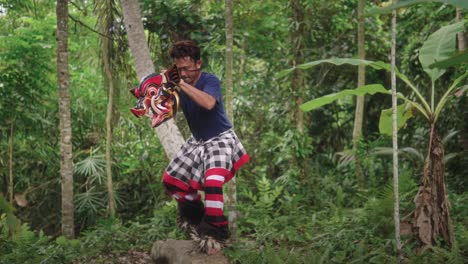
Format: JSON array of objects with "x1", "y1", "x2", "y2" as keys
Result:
[{"x1": 130, "y1": 68, "x2": 180, "y2": 127}]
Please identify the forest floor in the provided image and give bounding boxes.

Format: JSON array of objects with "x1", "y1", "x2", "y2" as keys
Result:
[{"x1": 73, "y1": 249, "x2": 152, "y2": 264}]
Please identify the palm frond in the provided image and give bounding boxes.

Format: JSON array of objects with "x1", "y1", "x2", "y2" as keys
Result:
[
  {"x1": 334, "y1": 149, "x2": 355, "y2": 168},
  {"x1": 371, "y1": 146, "x2": 424, "y2": 163},
  {"x1": 75, "y1": 187, "x2": 106, "y2": 214},
  {"x1": 442, "y1": 129, "x2": 458, "y2": 145}
]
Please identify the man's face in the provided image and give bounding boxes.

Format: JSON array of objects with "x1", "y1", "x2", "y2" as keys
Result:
[{"x1": 174, "y1": 56, "x2": 201, "y2": 85}]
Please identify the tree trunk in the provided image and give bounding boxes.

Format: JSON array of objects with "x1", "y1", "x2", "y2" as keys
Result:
[
  {"x1": 120, "y1": 0, "x2": 184, "y2": 160},
  {"x1": 390, "y1": 3, "x2": 402, "y2": 257},
  {"x1": 414, "y1": 125, "x2": 454, "y2": 249},
  {"x1": 103, "y1": 37, "x2": 116, "y2": 218},
  {"x1": 225, "y1": 0, "x2": 234, "y2": 124},
  {"x1": 456, "y1": 8, "x2": 466, "y2": 51},
  {"x1": 238, "y1": 37, "x2": 246, "y2": 80},
  {"x1": 290, "y1": 0, "x2": 305, "y2": 133},
  {"x1": 8, "y1": 119, "x2": 14, "y2": 204},
  {"x1": 98, "y1": 0, "x2": 117, "y2": 218},
  {"x1": 56, "y1": 0, "x2": 75, "y2": 239},
  {"x1": 352, "y1": 0, "x2": 365, "y2": 189},
  {"x1": 224, "y1": 0, "x2": 238, "y2": 239}
]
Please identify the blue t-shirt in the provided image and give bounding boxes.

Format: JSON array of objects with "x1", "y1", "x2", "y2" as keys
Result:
[{"x1": 180, "y1": 72, "x2": 232, "y2": 141}]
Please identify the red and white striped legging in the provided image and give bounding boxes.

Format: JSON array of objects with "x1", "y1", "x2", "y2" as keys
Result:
[{"x1": 163, "y1": 167, "x2": 233, "y2": 227}]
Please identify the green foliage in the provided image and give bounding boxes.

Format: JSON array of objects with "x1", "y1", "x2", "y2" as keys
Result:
[
  {"x1": 299, "y1": 84, "x2": 389, "y2": 112},
  {"x1": 419, "y1": 21, "x2": 464, "y2": 82},
  {"x1": 368, "y1": 0, "x2": 468, "y2": 15},
  {"x1": 379, "y1": 103, "x2": 416, "y2": 136},
  {"x1": 0, "y1": 0, "x2": 466, "y2": 263},
  {"x1": 0, "y1": 195, "x2": 21, "y2": 235},
  {"x1": 0, "y1": 14, "x2": 55, "y2": 125},
  {"x1": 430, "y1": 50, "x2": 468, "y2": 69}
]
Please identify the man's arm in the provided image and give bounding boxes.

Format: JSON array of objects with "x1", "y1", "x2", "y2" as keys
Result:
[{"x1": 178, "y1": 79, "x2": 216, "y2": 110}]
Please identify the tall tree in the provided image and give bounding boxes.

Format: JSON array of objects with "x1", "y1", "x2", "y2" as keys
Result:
[
  {"x1": 120, "y1": 0, "x2": 184, "y2": 160},
  {"x1": 56, "y1": 0, "x2": 75, "y2": 239},
  {"x1": 390, "y1": 1, "x2": 402, "y2": 258},
  {"x1": 103, "y1": 26, "x2": 116, "y2": 218},
  {"x1": 96, "y1": 0, "x2": 120, "y2": 218},
  {"x1": 352, "y1": 0, "x2": 366, "y2": 188},
  {"x1": 8, "y1": 119, "x2": 14, "y2": 204},
  {"x1": 290, "y1": 0, "x2": 305, "y2": 132},
  {"x1": 224, "y1": 0, "x2": 238, "y2": 239}
]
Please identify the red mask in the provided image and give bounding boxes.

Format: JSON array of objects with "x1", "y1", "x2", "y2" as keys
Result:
[{"x1": 130, "y1": 73, "x2": 180, "y2": 127}]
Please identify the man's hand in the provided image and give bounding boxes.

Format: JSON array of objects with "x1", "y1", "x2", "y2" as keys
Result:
[{"x1": 164, "y1": 64, "x2": 181, "y2": 89}]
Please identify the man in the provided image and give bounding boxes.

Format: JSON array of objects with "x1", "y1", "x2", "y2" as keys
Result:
[{"x1": 162, "y1": 40, "x2": 249, "y2": 255}]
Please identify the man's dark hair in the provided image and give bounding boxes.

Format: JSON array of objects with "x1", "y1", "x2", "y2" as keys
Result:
[{"x1": 169, "y1": 40, "x2": 201, "y2": 62}]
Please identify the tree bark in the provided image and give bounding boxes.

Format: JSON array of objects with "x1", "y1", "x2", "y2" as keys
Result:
[
  {"x1": 120, "y1": 0, "x2": 184, "y2": 160},
  {"x1": 456, "y1": 8, "x2": 466, "y2": 51},
  {"x1": 290, "y1": 0, "x2": 305, "y2": 133},
  {"x1": 103, "y1": 36, "x2": 116, "y2": 218},
  {"x1": 98, "y1": 0, "x2": 117, "y2": 218},
  {"x1": 56, "y1": 0, "x2": 75, "y2": 239},
  {"x1": 390, "y1": 3, "x2": 402, "y2": 257},
  {"x1": 224, "y1": 0, "x2": 238, "y2": 239},
  {"x1": 352, "y1": 0, "x2": 366, "y2": 189},
  {"x1": 8, "y1": 119, "x2": 14, "y2": 204},
  {"x1": 414, "y1": 126, "x2": 454, "y2": 249},
  {"x1": 225, "y1": 0, "x2": 234, "y2": 124}
]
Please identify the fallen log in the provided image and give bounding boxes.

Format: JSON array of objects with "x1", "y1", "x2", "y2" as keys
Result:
[{"x1": 150, "y1": 239, "x2": 229, "y2": 264}]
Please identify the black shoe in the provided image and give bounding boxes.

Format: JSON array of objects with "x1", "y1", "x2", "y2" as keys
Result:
[
  {"x1": 177, "y1": 200, "x2": 205, "y2": 226},
  {"x1": 191, "y1": 220, "x2": 229, "y2": 255},
  {"x1": 196, "y1": 220, "x2": 230, "y2": 241}
]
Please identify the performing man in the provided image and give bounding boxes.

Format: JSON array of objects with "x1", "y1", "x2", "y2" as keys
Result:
[{"x1": 162, "y1": 40, "x2": 249, "y2": 255}]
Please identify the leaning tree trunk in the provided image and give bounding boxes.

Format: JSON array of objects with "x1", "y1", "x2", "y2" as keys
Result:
[
  {"x1": 57, "y1": 0, "x2": 75, "y2": 239},
  {"x1": 414, "y1": 124, "x2": 454, "y2": 249},
  {"x1": 120, "y1": 0, "x2": 184, "y2": 159}
]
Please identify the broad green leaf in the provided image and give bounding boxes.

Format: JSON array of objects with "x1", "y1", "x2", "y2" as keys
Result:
[
  {"x1": 368, "y1": 0, "x2": 468, "y2": 15},
  {"x1": 300, "y1": 84, "x2": 389, "y2": 112},
  {"x1": 277, "y1": 58, "x2": 375, "y2": 79},
  {"x1": 429, "y1": 50, "x2": 468, "y2": 69},
  {"x1": 379, "y1": 104, "x2": 416, "y2": 136},
  {"x1": 419, "y1": 22, "x2": 464, "y2": 82},
  {"x1": 278, "y1": 58, "x2": 397, "y2": 78},
  {"x1": 278, "y1": 58, "x2": 431, "y2": 113},
  {"x1": 434, "y1": 72, "x2": 468, "y2": 121}
]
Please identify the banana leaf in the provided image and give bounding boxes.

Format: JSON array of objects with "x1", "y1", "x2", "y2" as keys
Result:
[
  {"x1": 429, "y1": 50, "x2": 468, "y2": 69},
  {"x1": 300, "y1": 84, "x2": 389, "y2": 112},
  {"x1": 419, "y1": 21, "x2": 465, "y2": 82},
  {"x1": 368, "y1": 0, "x2": 468, "y2": 15},
  {"x1": 379, "y1": 103, "x2": 416, "y2": 136}
]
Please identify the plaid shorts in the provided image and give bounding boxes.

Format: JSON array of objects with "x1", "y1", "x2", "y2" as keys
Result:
[{"x1": 164, "y1": 129, "x2": 249, "y2": 190}]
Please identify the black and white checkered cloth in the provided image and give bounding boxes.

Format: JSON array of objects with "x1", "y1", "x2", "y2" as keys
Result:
[{"x1": 165, "y1": 129, "x2": 248, "y2": 188}]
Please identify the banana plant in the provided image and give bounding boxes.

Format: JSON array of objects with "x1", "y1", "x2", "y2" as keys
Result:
[
  {"x1": 277, "y1": 21, "x2": 466, "y2": 247},
  {"x1": 368, "y1": 0, "x2": 468, "y2": 14}
]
